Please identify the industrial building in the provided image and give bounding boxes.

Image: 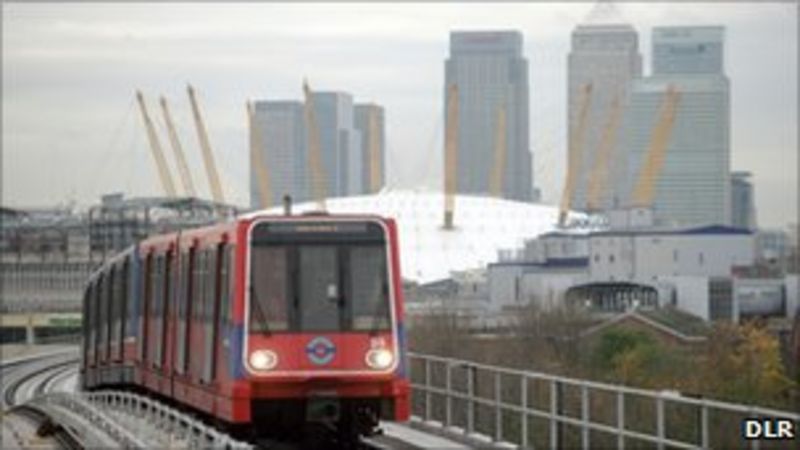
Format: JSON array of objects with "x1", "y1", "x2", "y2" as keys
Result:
[
  {"x1": 1, "y1": 193, "x2": 237, "y2": 313},
  {"x1": 445, "y1": 30, "x2": 533, "y2": 202},
  {"x1": 587, "y1": 225, "x2": 753, "y2": 283},
  {"x1": 488, "y1": 221, "x2": 798, "y2": 325}
]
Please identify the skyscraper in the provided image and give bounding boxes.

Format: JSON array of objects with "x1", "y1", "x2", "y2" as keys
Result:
[
  {"x1": 567, "y1": 8, "x2": 642, "y2": 212},
  {"x1": 312, "y1": 92, "x2": 362, "y2": 198},
  {"x1": 249, "y1": 92, "x2": 373, "y2": 209},
  {"x1": 354, "y1": 104, "x2": 385, "y2": 194},
  {"x1": 622, "y1": 26, "x2": 730, "y2": 226},
  {"x1": 731, "y1": 171, "x2": 756, "y2": 230},
  {"x1": 653, "y1": 26, "x2": 724, "y2": 75},
  {"x1": 250, "y1": 101, "x2": 308, "y2": 209},
  {"x1": 445, "y1": 30, "x2": 532, "y2": 201}
]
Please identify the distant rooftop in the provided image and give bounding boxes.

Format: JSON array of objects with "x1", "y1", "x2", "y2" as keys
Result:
[
  {"x1": 591, "y1": 224, "x2": 752, "y2": 238},
  {"x1": 581, "y1": 306, "x2": 710, "y2": 342},
  {"x1": 581, "y1": 0, "x2": 629, "y2": 27}
]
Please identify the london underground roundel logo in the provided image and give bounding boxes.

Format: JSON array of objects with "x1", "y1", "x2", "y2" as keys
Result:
[{"x1": 306, "y1": 336, "x2": 336, "y2": 365}]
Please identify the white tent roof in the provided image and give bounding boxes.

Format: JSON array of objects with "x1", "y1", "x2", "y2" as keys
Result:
[{"x1": 254, "y1": 189, "x2": 586, "y2": 284}]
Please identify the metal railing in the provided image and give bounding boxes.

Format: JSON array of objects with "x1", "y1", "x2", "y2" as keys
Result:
[
  {"x1": 87, "y1": 390, "x2": 253, "y2": 449},
  {"x1": 409, "y1": 353, "x2": 800, "y2": 449},
  {"x1": 27, "y1": 392, "x2": 146, "y2": 448}
]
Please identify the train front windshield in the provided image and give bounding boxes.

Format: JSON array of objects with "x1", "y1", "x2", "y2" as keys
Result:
[{"x1": 249, "y1": 221, "x2": 392, "y2": 333}]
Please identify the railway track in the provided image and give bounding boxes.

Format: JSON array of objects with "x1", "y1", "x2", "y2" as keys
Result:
[
  {"x1": 0, "y1": 348, "x2": 465, "y2": 449},
  {"x1": 1, "y1": 347, "x2": 82, "y2": 449},
  {"x1": 3, "y1": 357, "x2": 78, "y2": 407}
]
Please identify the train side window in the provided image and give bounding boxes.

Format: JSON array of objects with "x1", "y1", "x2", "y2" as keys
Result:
[
  {"x1": 218, "y1": 245, "x2": 231, "y2": 329},
  {"x1": 87, "y1": 282, "x2": 95, "y2": 359},
  {"x1": 249, "y1": 246, "x2": 289, "y2": 332},
  {"x1": 150, "y1": 257, "x2": 158, "y2": 322},
  {"x1": 205, "y1": 244, "x2": 224, "y2": 381},
  {"x1": 206, "y1": 249, "x2": 218, "y2": 325},
  {"x1": 96, "y1": 274, "x2": 105, "y2": 358},
  {"x1": 111, "y1": 265, "x2": 118, "y2": 348},
  {"x1": 159, "y1": 251, "x2": 173, "y2": 365},
  {"x1": 178, "y1": 253, "x2": 187, "y2": 322},
  {"x1": 95, "y1": 276, "x2": 103, "y2": 360},
  {"x1": 140, "y1": 253, "x2": 152, "y2": 360},
  {"x1": 119, "y1": 258, "x2": 128, "y2": 354},
  {"x1": 82, "y1": 286, "x2": 90, "y2": 359},
  {"x1": 152, "y1": 255, "x2": 164, "y2": 365},
  {"x1": 104, "y1": 269, "x2": 110, "y2": 352},
  {"x1": 113, "y1": 266, "x2": 120, "y2": 350},
  {"x1": 177, "y1": 250, "x2": 191, "y2": 373},
  {"x1": 193, "y1": 251, "x2": 204, "y2": 321},
  {"x1": 126, "y1": 255, "x2": 136, "y2": 338},
  {"x1": 107, "y1": 266, "x2": 115, "y2": 357}
]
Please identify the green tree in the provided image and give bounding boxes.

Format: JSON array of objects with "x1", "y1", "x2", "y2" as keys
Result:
[{"x1": 700, "y1": 321, "x2": 796, "y2": 407}]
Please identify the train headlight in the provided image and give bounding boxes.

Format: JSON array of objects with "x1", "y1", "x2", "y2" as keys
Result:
[
  {"x1": 365, "y1": 349, "x2": 394, "y2": 370},
  {"x1": 249, "y1": 349, "x2": 278, "y2": 371}
]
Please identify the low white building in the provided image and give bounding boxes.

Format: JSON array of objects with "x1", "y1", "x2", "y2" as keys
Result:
[
  {"x1": 589, "y1": 225, "x2": 754, "y2": 284},
  {"x1": 488, "y1": 258, "x2": 589, "y2": 311},
  {"x1": 655, "y1": 274, "x2": 798, "y2": 322}
]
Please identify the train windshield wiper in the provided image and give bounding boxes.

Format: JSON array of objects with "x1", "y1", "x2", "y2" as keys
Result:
[{"x1": 249, "y1": 284, "x2": 270, "y2": 335}]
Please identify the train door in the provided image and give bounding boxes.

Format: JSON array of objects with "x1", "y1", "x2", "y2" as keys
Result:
[
  {"x1": 150, "y1": 254, "x2": 164, "y2": 368},
  {"x1": 203, "y1": 244, "x2": 223, "y2": 383},
  {"x1": 213, "y1": 244, "x2": 231, "y2": 382},
  {"x1": 117, "y1": 258, "x2": 128, "y2": 362},
  {"x1": 190, "y1": 250, "x2": 207, "y2": 380},
  {"x1": 156, "y1": 251, "x2": 173, "y2": 369},
  {"x1": 140, "y1": 253, "x2": 154, "y2": 363},
  {"x1": 95, "y1": 274, "x2": 105, "y2": 368},
  {"x1": 200, "y1": 249, "x2": 217, "y2": 383},
  {"x1": 85, "y1": 281, "x2": 95, "y2": 369},
  {"x1": 82, "y1": 284, "x2": 91, "y2": 370},
  {"x1": 106, "y1": 267, "x2": 115, "y2": 363},
  {"x1": 177, "y1": 247, "x2": 194, "y2": 374}
]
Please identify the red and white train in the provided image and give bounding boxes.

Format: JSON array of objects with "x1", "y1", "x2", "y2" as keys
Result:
[{"x1": 80, "y1": 212, "x2": 410, "y2": 441}]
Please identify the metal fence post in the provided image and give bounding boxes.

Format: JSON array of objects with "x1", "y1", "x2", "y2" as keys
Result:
[
  {"x1": 445, "y1": 361, "x2": 453, "y2": 428},
  {"x1": 494, "y1": 372, "x2": 502, "y2": 442},
  {"x1": 467, "y1": 364, "x2": 475, "y2": 435},
  {"x1": 521, "y1": 375, "x2": 528, "y2": 450},
  {"x1": 581, "y1": 384, "x2": 590, "y2": 450},
  {"x1": 656, "y1": 396, "x2": 665, "y2": 450},
  {"x1": 617, "y1": 390, "x2": 625, "y2": 450},
  {"x1": 700, "y1": 403, "x2": 709, "y2": 448},
  {"x1": 550, "y1": 379, "x2": 559, "y2": 450},
  {"x1": 424, "y1": 358, "x2": 432, "y2": 422}
]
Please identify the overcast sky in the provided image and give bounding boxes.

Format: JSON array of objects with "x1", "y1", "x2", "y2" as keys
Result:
[{"x1": 3, "y1": 2, "x2": 797, "y2": 228}]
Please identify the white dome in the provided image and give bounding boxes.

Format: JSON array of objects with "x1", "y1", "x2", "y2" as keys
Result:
[{"x1": 255, "y1": 189, "x2": 585, "y2": 284}]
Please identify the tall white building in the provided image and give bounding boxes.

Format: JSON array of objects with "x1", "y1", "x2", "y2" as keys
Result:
[
  {"x1": 588, "y1": 225, "x2": 754, "y2": 283},
  {"x1": 622, "y1": 26, "x2": 730, "y2": 226},
  {"x1": 445, "y1": 30, "x2": 533, "y2": 201},
  {"x1": 567, "y1": 6, "x2": 642, "y2": 212}
]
